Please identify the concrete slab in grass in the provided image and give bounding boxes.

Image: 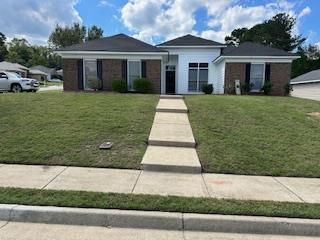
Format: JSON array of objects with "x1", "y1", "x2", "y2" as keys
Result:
[
  {"x1": 148, "y1": 123, "x2": 196, "y2": 148},
  {"x1": 184, "y1": 232, "x2": 320, "y2": 240},
  {"x1": 0, "y1": 222, "x2": 184, "y2": 240},
  {"x1": 156, "y1": 99, "x2": 188, "y2": 113},
  {"x1": 275, "y1": 177, "x2": 320, "y2": 203},
  {"x1": 45, "y1": 167, "x2": 140, "y2": 194},
  {"x1": 133, "y1": 171, "x2": 208, "y2": 197},
  {"x1": 160, "y1": 95, "x2": 183, "y2": 99},
  {"x1": 153, "y1": 112, "x2": 190, "y2": 125},
  {"x1": 0, "y1": 165, "x2": 66, "y2": 189},
  {"x1": 141, "y1": 146, "x2": 202, "y2": 173},
  {"x1": 203, "y1": 174, "x2": 302, "y2": 202}
]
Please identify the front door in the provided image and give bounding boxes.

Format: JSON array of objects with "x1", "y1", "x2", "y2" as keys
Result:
[{"x1": 165, "y1": 66, "x2": 176, "y2": 94}]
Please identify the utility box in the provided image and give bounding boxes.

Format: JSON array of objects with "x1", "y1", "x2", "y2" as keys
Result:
[{"x1": 235, "y1": 80, "x2": 241, "y2": 95}]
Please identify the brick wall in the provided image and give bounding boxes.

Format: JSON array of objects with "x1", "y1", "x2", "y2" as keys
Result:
[
  {"x1": 62, "y1": 58, "x2": 161, "y2": 93},
  {"x1": 62, "y1": 59, "x2": 79, "y2": 91},
  {"x1": 224, "y1": 63, "x2": 246, "y2": 94},
  {"x1": 224, "y1": 62, "x2": 292, "y2": 96},
  {"x1": 146, "y1": 60, "x2": 161, "y2": 94},
  {"x1": 269, "y1": 63, "x2": 291, "y2": 96},
  {"x1": 101, "y1": 59, "x2": 122, "y2": 91}
]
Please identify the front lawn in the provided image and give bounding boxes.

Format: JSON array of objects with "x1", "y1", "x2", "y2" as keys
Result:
[
  {"x1": 185, "y1": 95, "x2": 320, "y2": 177},
  {"x1": 0, "y1": 92, "x2": 158, "y2": 169}
]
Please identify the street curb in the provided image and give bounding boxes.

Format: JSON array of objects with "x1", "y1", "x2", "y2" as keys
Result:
[
  {"x1": 0, "y1": 204, "x2": 319, "y2": 236},
  {"x1": 141, "y1": 163, "x2": 202, "y2": 174},
  {"x1": 156, "y1": 108, "x2": 188, "y2": 113}
]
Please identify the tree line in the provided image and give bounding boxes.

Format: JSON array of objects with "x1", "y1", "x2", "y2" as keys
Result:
[
  {"x1": 0, "y1": 14, "x2": 319, "y2": 77},
  {"x1": 0, "y1": 24, "x2": 104, "y2": 69}
]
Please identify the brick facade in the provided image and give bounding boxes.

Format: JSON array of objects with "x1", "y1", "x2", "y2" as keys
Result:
[
  {"x1": 146, "y1": 60, "x2": 161, "y2": 94},
  {"x1": 224, "y1": 62, "x2": 292, "y2": 96},
  {"x1": 62, "y1": 58, "x2": 161, "y2": 93},
  {"x1": 101, "y1": 59, "x2": 122, "y2": 91},
  {"x1": 62, "y1": 59, "x2": 79, "y2": 91}
]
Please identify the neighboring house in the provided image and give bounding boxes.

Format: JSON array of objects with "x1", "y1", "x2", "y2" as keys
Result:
[
  {"x1": 30, "y1": 65, "x2": 57, "y2": 80},
  {"x1": 56, "y1": 34, "x2": 299, "y2": 95},
  {"x1": 0, "y1": 61, "x2": 29, "y2": 77},
  {"x1": 290, "y1": 69, "x2": 320, "y2": 101},
  {"x1": 29, "y1": 69, "x2": 48, "y2": 82}
]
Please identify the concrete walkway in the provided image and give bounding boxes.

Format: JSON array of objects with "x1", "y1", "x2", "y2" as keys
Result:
[
  {"x1": 142, "y1": 95, "x2": 201, "y2": 173},
  {"x1": 0, "y1": 164, "x2": 319, "y2": 203}
]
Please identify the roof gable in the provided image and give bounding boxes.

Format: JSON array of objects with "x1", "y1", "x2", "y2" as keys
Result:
[
  {"x1": 58, "y1": 34, "x2": 166, "y2": 52},
  {"x1": 222, "y1": 42, "x2": 297, "y2": 57},
  {"x1": 158, "y1": 34, "x2": 225, "y2": 47}
]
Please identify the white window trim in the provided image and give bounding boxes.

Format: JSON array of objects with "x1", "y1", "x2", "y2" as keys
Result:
[
  {"x1": 83, "y1": 59, "x2": 97, "y2": 90},
  {"x1": 250, "y1": 63, "x2": 265, "y2": 92},
  {"x1": 127, "y1": 60, "x2": 141, "y2": 91},
  {"x1": 188, "y1": 62, "x2": 209, "y2": 92}
]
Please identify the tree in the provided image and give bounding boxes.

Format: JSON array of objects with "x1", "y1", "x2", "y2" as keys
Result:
[
  {"x1": 87, "y1": 25, "x2": 103, "y2": 41},
  {"x1": 225, "y1": 13, "x2": 306, "y2": 51},
  {"x1": 0, "y1": 32, "x2": 8, "y2": 61},
  {"x1": 6, "y1": 38, "x2": 32, "y2": 66},
  {"x1": 48, "y1": 23, "x2": 86, "y2": 49},
  {"x1": 292, "y1": 44, "x2": 320, "y2": 78}
]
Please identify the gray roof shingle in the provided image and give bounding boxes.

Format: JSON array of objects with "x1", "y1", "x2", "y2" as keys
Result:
[
  {"x1": 291, "y1": 69, "x2": 320, "y2": 84},
  {"x1": 158, "y1": 34, "x2": 225, "y2": 47},
  {"x1": 58, "y1": 34, "x2": 166, "y2": 52},
  {"x1": 221, "y1": 42, "x2": 298, "y2": 57}
]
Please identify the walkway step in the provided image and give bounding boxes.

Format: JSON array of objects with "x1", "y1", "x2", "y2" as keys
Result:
[
  {"x1": 148, "y1": 123, "x2": 196, "y2": 148},
  {"x1": 141, "y1": 146, "x2": 201, "y2": 173},
  {"x1": 160, "y1": 95, "x2": 184, "y2": 99},
  {"x1": 156, "y1": 99, "x2": 188, "y2": 113}
]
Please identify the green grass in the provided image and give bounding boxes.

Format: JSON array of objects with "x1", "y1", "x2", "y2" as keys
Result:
[
  {"x1": 0, "y1": 92, "x2": 158, "y2": 169},
  {"x1": 0, "y1": 187, "x2": 319, "y2": 219},
  {"x1": 185, "y1": 95, "x2": 320, "y2": 177}
]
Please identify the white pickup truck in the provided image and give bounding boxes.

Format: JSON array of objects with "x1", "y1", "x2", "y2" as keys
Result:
[{"x1": 0, "y1": 71, "x2": 39, "y2": 92}]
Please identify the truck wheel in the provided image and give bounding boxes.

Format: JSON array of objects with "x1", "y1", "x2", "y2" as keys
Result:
[{"x1": 11, "y1": 84, "x2": 22, "y2": 93}]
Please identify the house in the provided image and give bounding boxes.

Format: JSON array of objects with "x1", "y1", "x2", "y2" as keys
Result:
[
  {"x1": 56, "y1": 34, "x2": 299, "y2": 95},
  {"x1": 30, "y1": 65, "x2": 57, "y2": 80},
  {"x1": 290, "y1": 69, "x2": 320, "y2": 101},
  {"x1": 29, "y1": 69, "x2": 48, "y2": 82},
  {"x1": 0, "y1": 61, "x2": 29, "y2": 77}
]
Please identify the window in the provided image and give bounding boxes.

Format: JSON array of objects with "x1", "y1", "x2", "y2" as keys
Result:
[
  {"x1": 250, "y1": 64, "x2": 265, "y2": 91},
  {"x1": 188, "y1": 63, "x2": 209, "y2": 92},
  {"x1": 128, "y1": 60, "x2": 141, "y2": 90},
  {"x1": 84, "y1": 60, "x2": 98, "y2": 90}
]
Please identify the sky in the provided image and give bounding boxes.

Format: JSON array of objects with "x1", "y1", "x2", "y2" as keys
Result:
[{"x1": 0, "y1": 0, "x2": 319, "y2": 47}]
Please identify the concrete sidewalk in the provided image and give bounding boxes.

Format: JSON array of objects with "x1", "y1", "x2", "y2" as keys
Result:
[{"x1": 0, "y1": 164, "x2": 319, "y2": 203}]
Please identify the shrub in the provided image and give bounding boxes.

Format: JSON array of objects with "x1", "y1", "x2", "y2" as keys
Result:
[
  {"x1": 261, "y1": 82, "x2": 273, "y2": 95},
  {"x1": 133, "y1": 78, "x2": 153, "y2": 93},
  {"x1": 112, "y1": 79, "x2": 127, "y2": 93},
  {"x1": 88, "y1": 78, "x2": 102, "y2": 90},
  {"x1": 241, "y1": 82, "x2": 254, "y2": 94},
  {"x1": 202, "y1": 84, "x2": 214, "y2": 94},
  {"x1": 284, "y1": 83, "x2": 293, "y2": 96}
]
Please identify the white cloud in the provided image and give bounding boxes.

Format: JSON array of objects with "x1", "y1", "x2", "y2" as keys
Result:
[
  {"x1": 0, "y1": 0, "x2": 81, "y2": 45},
  {"x1": 120, "y1": 0, "x2": 311, "y2": 44}
]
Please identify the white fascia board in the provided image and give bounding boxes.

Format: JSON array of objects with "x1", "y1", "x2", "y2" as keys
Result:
[
  {"x1": 290, "y1": 79, "x2": 320, "y2": 85},
  {"x1": 213, "y1": 55, "x2": 300, "y2": 63},
  {"x1": 55, "y1": 51, "x2": 167, "y2": 60},
  {"x1": 157, "y1": 45, "x2": 227, "y2": 48}
]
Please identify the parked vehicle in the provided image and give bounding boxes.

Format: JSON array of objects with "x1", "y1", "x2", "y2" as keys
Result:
[{"x1": 0, "y1": 71, "x2": 39, "y2": 93}]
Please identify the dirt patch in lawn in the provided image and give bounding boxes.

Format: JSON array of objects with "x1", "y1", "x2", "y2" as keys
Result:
[{"x1": 308, "y1": 112, "x2": 320, "y2": 119}]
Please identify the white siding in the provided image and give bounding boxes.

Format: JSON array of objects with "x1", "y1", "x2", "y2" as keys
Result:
[
  {"x1": 291, "y1": 82, "x2": 320, "y2": 101},
  {"x1": 213, "y1": 60, "x2": 225, "y2": 94},
  {"x1": 163, "y1": 48, "x2": 221, "y2": 94}
]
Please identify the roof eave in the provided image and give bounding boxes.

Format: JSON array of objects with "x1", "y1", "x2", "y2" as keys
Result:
[
  {"x1": 55, "y1": 50, "x2": 168, "y2": 56},
  {"x1": 290, "y1": 79, "x2": 320, "y2": 85},
  {"x1": 213, "y1": 55, "x2": 300, "y2": 63},
  {"x1": 157, "y1": 45, "x2": 227, "y2": 48}
]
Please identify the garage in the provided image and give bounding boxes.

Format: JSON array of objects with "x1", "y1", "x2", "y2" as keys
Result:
[{"x1": 290, "y1": 69, "x2": 320, "y2": 101}]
